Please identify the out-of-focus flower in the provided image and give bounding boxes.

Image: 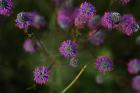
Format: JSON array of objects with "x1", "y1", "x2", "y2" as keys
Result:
[
  {"x1": 120, "y1": 0, "x2": 131, "y2": 4},
  {"x1": 101, "y1": 12, "x2": 121, "y2": 29},
  {"x1": 96, "y1": 56, "x2": 113, "y2": 73},
  {"x1": 132, "y1": 75, "x2": 140, "y2": 92},
  {"x1": 31, "y1": 12, "x2": 46, "y2": 29},
  {"x1": 118, "y1": 14, "x2": 139, "y2": 36},
  {"x1": 59, "y1": 40, "x2": 78, "y2": 58},
  {"x1": 33, "y1": 66, "x2": 49, "y2": 85},
  {"x1": 95, "y1": 75, "x2": 104, "y2": 84},
  {"x1": 57, "y1": 8, "x2": 73, "y2": 28},
  {"x1": 15, "y1": 12, "x2": 34, "y2": 29},
  {"x1": 69, "y1": 57, "x2": 79, "y2": 67},
  {"x1": 23, "y1": 39, "x2": 40, "y2": 54},
  {"x1": 0, "y1": 0, "x2": 13, "y2": 16},
  {"x1": 127, "y1": 58, "x2": 140, "y2": 74},
  {"x1": 89, "y1": 30, "x2": 106, "y2": 46},
  {"x1": 80, "y1": 2, "x2": 96, "y2": 19},
  {"x1": 88, "y1": 15, "x2": 101, "y2": 30},
  {"x1": 136, "y1": 36, "x2": 140, "y2": 45}
]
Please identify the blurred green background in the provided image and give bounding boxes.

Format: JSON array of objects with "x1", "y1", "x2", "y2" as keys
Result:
[{"x1": 0, "y1": 0, "x2": 140, "y2": 93}]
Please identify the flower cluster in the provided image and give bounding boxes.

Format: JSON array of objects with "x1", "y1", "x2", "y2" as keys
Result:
[
  {"x1": 33, "y1": 66, "x2": 49, "y2": 85},
  {"x1": 96, "y1": 56, "x2": 113, "y2": 73}
]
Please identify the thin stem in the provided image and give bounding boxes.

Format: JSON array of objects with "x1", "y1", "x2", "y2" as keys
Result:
[{"x1": 60, "y1": 64, "x2": 88, "y2": 93}]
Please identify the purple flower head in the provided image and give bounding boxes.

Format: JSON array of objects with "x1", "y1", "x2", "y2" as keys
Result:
[
  {"x1": 33, "y1": 66, "x2": 49, "y2": 85},
  {"x1": 127, "y1": 59, "x2": 140, "y2": 74},
  {"x1": 57, "y1": 8, "x2": 73, "y2": 29},
  {"x1": 89, "y1": 30, "x2": 106, "y2": 46},
  {"x1": 132, "y1": 75, "x2": 140, "y2": 91},
  {"x1": 88, "y1": 15, "x2": 101, "y2": 30},
  {"x1": 15, "y1": 12, "x2": 34, "y2": 29},
  {"x1": 23, "y1": 39, "x2": 40, "y2": 54},
  {"x1": 0, "y1": 0, "x2": 13, "y2": 16},
  {"x1": 31, "y1": 12, "x2": 46, "y2": 29},
  {"x1": 119, "y1": 14, "x2": 139, "y2": 36},
  {"x1": 59, "y1": 40, "x2": 78, "y2": 58},
  {"x1": 74, "y1": 14, "x2": 88, "y2": 29},
  {"x1": 101, "y1": 12, "x2": 121, "y2": 29},
  {"x1": 80, "y1": 2, "x2": 96, "y2": 19},
  {"x1": 96, "y1": 56, "x2": 113, "y2": 73},
  {"x1": 120, "y1": 0, "x2": 131, "y2": 4}
]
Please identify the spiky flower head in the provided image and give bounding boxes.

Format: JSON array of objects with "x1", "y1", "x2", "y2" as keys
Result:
[
  {"x1": 23, "y1": 39, "x2": 39, "y2": 54},
  {"x1": 15, "y1": 12, "x2": 34, "y2": 29},
  {"x1": 80, "y1": 2, "x2": 96, "y2": 18},
  {"x1": 101, "y1": 12, "x2": 121, "y2": 29},
  {"x1": 33, "y1": 66, "x2": 49, "y2": 85},
  {"x1": 31, "y1": 12, "x2": 46, "y2": 29},
  {"x1": 119, "y1": 14, "x2": 139, "y2": 36},
  {"x1": 59, "y1": 40, "x2": 78, "y2": 58},
  {"x1": 0, "y1": 0, "x2": 13, "y2": 16},
  {"x1": 57, "y1": 8, "x2": 73, "y2": 29},
  {"x1": 120, "y1": 0, "x2": 131, "y2": 4},
  {"x1": 132, "y1": 75, "x2": 140, "y2": 91},
  {"x1": 89, "y1": 30, "x2": 106, "y2": 46},
  {"x1": 88, "y1": 15, "x2": 101, "y2": 30},
  {"x1": 69, "y1": 57, "x2": 79, "y2": 67},
  {"x1": 96, "y1": 56, "x2": 113, "y2": 73},
  {"x1": 127, "y1": 59, "x2": 140, "y2": 74}
]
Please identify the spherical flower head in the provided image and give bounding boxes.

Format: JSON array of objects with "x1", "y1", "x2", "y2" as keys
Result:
[
  {"x1": 88, "y1": 15, "x2": 101, "y2": 30},
  {"x1": 23, "y1": 39, "x2": 39, "y2": 54},
  {"x1": 74, "y1": 14, "x2": 88, "y2": 29},
  {"x1": 80, "y1": 2, "x2": 96, "y2": 18},
  {"x1": 69, "y1": 57, "x2": 79, "y2": 67},
  {"x1": 119, "y1": 14, "x2": 138, "y2": 36},
  {"x1": 33, "y1": 66, "x2": 49, "y2": 85},
  {"x1": 0, "y1": 0, "x2": 13, "y2": 16},
  {"x1": 96, "y1": 56, "x2": 113, "y2": 73},
  {"x1": 132, "y1": 75, "x2": 140, "y2": 91},
  {"x1": 59, "y1": 40, "x2": 78, "y2": 58},
  {"x1": 120, "y1": 0, "x2": 131, "y2": 4},
  {"x1": 15, "y1": 12, "x2": 34, "y2": 29},
  {"x1": 127, "y1": 59, "x2": 140, "y2": 74},
  {"x1": 57, "y1": 8, "x2": 73, "y2": 29},
  {"x1": 101, "y1": 12, "x2": 121, "y2": 29},
  {"x1": 31, "y1": 12, "x2": 46, "y2": 29},
  {"x1": 89, "y1": 30, "x2": 106, "y2": 46}
]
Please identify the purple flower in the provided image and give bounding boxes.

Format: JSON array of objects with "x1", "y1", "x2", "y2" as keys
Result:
[
  {"x1": 118, "y1": 14, "x2": 139, "y2": 36},
  {"x1": 0, "y1": 0, "x2": 13, "y2": 16},
  {"x1": 120, "y1": 0, "x2": 131, "y2": 4},
  {"x1": 57, "y1": 8, "x2": 73, "y2": 29},
  {"x1": 80, "y1": 2, "x2": 96, "y2": 18},
  {"x1": 33, "y1": 66, "x2": 49, "y2": 85},
  {"x1": 96, "y1": 56, "x2": 113, "y2": 73},
  {"x1": 59, "y1": 40, "x2": 78, "y2": 58},
  {"x1": 127, "y1": 59, "x2": 140, "y2": 74},
  {"x1": 74, "y1": 14, "x2": 88, "y2": 29},
  {"x1": 89, "y1": 30, "x2": 106, "y2": 46},
  {"x1": 88, "y1": 15, "x2": 101, "y2": 30},
  {"x1": 132, "y1": 75, "x2": 140, "y2": 92},
  {"x1": 23, "y1": 39, "x2": 39, "y2": 54},
  {"x1": 31, "y1": 12, "x2": 46, "y2": 29},
  {"x1": 15, "y1": 12, "x2": 34, "y2": 29},
  {"x1": 101, "y1": 12, "x2": 121, "y2": 29}
]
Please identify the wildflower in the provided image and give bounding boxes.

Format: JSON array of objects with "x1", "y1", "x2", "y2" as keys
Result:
[
  {"x1": 33, "y1": 66, "x2": 49, "y2": 85},
  {"x1": 127, "y1": 59, "x2": 140, "y2": 74},
  {"x1": 132, "y1": 75, "x2": 140, "y2": 92},
  {"x1": 69, "y1": 57, "x2": 79, "y2": 67},
  {"x1": 15, "y1": 12, "x2": 34, "y2": 29},
  {"x1": 89, "y1": 30, "x2": 106, "y2": 46},
  {"x1": 0, "y1": 0, "x2": 13, "y2": 16},
  {"x1": 120, "y1": 0, "x2": 131, "y2": 4},
  {"x1": 59, "y1": 40, "x2": 78, "y2": 58},
  {"x1": 96, "y1": 56, "x2": 113, "y2": 73}
]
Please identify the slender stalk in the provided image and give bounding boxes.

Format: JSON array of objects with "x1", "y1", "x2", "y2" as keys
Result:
[{"x1": 60, "y1": 64, "x2": 88, "y2": 93}]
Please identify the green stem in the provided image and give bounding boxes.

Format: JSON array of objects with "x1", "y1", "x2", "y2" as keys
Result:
[{"x1": 60, "y1": 64, "x2": 88, "y2": 93}]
